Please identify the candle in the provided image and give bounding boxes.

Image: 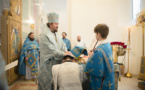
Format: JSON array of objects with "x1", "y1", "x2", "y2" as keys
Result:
[{"x1": 128, "y1": 27, "x2": 131, "y2": 45}]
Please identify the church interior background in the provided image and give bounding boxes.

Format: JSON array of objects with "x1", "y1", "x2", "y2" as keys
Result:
[{"x1": 0, "y1": 0, "x2": 145, "y2": 90}]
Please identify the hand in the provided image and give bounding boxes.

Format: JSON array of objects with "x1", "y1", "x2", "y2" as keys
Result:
[
  {"x1": 64, "y1": 51, "x2": 73, "y2": 56},
  {"x1": 38, "y1": 57, "x2": 40, "y2": 60},
  {"x1": 67, "y1": 51, "x2": 73, "y2": 56},
  {"x1": 25, "y1": 57, "x2": 28, "y2": 62},
  {"x1": 88, "y1": 50, "x2": 94, "y2": 56},
  {"x1": 64, "y1": 51, "x2": 69, "y2": 56}
]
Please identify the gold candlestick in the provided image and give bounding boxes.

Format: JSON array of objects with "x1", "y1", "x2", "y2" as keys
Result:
[{"x1": 125, "y1": 27, "x2": 132, "y2": 78}]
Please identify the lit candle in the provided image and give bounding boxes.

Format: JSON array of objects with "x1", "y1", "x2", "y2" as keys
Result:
[{"x1": 128, "y1": 27, "x2": 131, "y2": 46}]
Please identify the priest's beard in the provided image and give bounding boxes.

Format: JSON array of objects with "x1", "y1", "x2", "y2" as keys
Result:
[{"x1": 29, "y1": 37, "x2": 34, "y2": 41}]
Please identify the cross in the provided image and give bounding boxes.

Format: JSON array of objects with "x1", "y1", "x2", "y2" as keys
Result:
[
  {"x1": 99, "y1": 70, "x2": 103, "y2": 76},
  {"x1": 89, "y1": 56, "x2": 94, "y2": 63},
  {"x1": 108, "y1": 46, "x2": 112, "y2": 49},
  {"x1": 105, "y1": 81, "x2": 113, "y2": 90},
  {"x1": 34, "y1": 46, "x2": 36, "y2": 49},
  {"x1": 99, "y1": 57, "x2": 103, "y2": 64},
  {"x1": 87, "y1": 68, "x2": 94, "y2": 73},
  {"x1": 48, "y1": 15, "x2": 53, "y2": 20},
  {"x1": 73, "y1": 49, "x2": 79, "y2": 55},
  {"x1": 96, "y1": 87, "x2": 102, "y2": 90},
  {"x1": 96, "y1": 77, "x2": 99, "y2": 81},
  {"x1": 108, "y1": 53, "x2": 113, "y2": 61}
]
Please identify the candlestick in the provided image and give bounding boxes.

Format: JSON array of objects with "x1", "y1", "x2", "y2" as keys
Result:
[
  {"x1": 128, "y1": 27, "x2": 131, "y2": 47},
  {"x1": 125, "y1": 27, "x2": 132, "y2": 78}
]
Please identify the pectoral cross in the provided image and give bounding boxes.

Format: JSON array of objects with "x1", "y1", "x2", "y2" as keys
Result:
[
  {"x1": 34, "y1": 45, "x2": 36, "y2": 49},
  {"x1": 105, "y1": 81, "x2": 113, "y2": 90}
]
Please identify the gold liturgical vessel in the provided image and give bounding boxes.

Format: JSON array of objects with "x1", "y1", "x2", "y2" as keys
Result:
[
  {"x1": 125, "y1": 27, "x2": 132, "y2": 78},
  {"x1": 136, "y1": 9, "x2": 145, "y2": 80}
]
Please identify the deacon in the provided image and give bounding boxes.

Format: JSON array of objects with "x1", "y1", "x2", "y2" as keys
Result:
[
  {"x1": 37, "y1": 12, "x2": 68, "y2": 90},
  {"x1": 85, "y1": 24, "x2": 115, "y2": 90},
  {"x1": 52, "y1": 54, "x2": 87, "y2": 90},
  {"x1": 19, "y1": 32, "x2": 40, "y2": 80},
  {"x1": 62, "y1": 32, "x2": 71, "y2": 51}
]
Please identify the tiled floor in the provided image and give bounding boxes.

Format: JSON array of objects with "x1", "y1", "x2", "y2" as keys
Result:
[
  {"x1": 9, "y1": 76, "x2": 143, "y2": 90},
  {"x1": 118, "y1": 76, "x2": 142, "y2": 90}
]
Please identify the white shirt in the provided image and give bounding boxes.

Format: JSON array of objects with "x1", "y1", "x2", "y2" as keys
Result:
[
  {"x1": 73, "y1": 40, "x2": 87, "y2": 49},
  {"x1": 96, "y1": 40, "x2": 108, "y2": 48},
  {"x1": 52, "y1": 62, "x2": 87, "y2": 90}
]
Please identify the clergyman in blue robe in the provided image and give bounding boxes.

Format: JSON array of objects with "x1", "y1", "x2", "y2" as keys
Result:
[
  {"x1": 19, "y1": 32, "x2": 40, "y2": 80},
  {"x1": 85, "y1": 24, "x2": 115, "y2": 90},
  {"x1": 62, "y1": 32, "x2": 71, "y2": 51}
]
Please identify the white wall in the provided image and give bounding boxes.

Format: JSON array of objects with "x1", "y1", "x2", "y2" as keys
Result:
[{"x1": 69, "y1": 0, "x2": 145, "y2": 75}]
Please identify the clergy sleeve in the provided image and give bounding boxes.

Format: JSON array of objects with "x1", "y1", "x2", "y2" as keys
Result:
[
  {"x1": 24, "y1": 49, "x2": 28, "y2": 57},
  {"x1": 85, "y1": 50, "x2": 104, "y2": 77},
  {"x1": 62, "y1": 41, "x2": 67, "y2": 52},
  {"x1": 68, "y1": 40, "x2": 71, "y2": 51},
  {"x1": 42, "y1": 36, "x2": 64, "y2": 60}
]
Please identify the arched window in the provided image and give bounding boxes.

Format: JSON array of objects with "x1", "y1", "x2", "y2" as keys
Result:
[{"x1": 132, "y1": 0, "x2": 142, "y2": 19}]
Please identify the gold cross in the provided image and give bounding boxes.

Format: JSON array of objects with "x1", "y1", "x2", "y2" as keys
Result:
[
  {"x1": 87, "y1": 68, "x2": 94, "y2": 73},
  {"x1": 99, "y1": 70, "x2": 103, "y2": 76},
  {"x1": 99, "y1": 57, "x2": 103, "y2": 64},
  {"x1": 105, "y1": 81, "x2": 113, "y2": 90},
  {"x1": 96, "y1": 77, "x2": 99, "y2": 81},
  {"x1": 108, "y1": 53, "x2": 113, "y2": 61},
  {"x1": 73, "y1": 49, "x2": 79, "y2": 55},
  {"x1": 34, "y1": 46, "x2": 36, "y2": 49},
  {"x1": 88, "y1": 56, "x2": 94, "y2": 63},
  {"x1": 96, "y1": 87, "x2": 102, "y2": 90}
]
